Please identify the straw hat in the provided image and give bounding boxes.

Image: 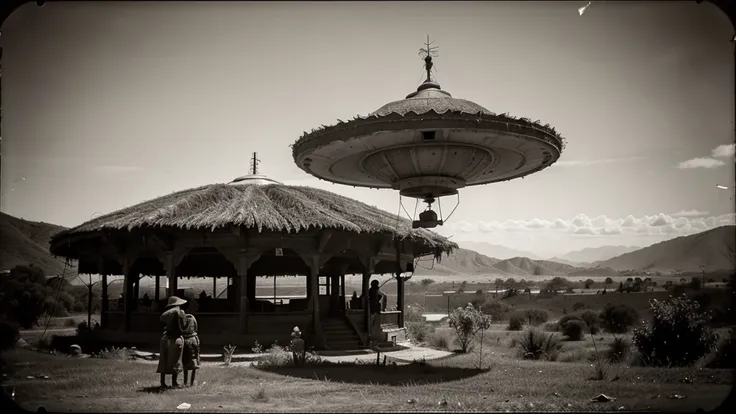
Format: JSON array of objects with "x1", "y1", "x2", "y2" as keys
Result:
[
  {"x1": 165, "y1": 296, "x2": 187, "y2": 309},
  {"x1": 291, "y1": 326, "x2": 302, "y2": 338}
]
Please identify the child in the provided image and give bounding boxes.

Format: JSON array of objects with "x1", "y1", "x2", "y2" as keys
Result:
[
  {"x1": 156, "y1": 296, "x2": 187, "y2": 388},
  {"x1": 290, "y1": 326, "x2": 306, "y2": 366},
  {"x1": 181, "y1": 307, "x2": 200, "y2": 387}
]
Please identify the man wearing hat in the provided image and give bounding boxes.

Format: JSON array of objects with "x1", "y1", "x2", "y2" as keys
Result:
[
  {"x1": 290, "y1": 326, "x2": 306, "y2": 366},
  {"x1": 367, "y1": 280, "x2": 388, "y2": 339},
  {"x1": 156, "y1": 296, "x2": 188, "y2": 388}
]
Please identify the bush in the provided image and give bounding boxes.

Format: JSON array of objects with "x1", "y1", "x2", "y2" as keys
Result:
[
  {"x1": 572, "y1": 302, "x2": 586, "y2": 312},
  {"x1": 64, "y1": 318, "x2": 77, "y2": 327},
  {"x1": 404, "y1": 305, "x2": 424, "y2": 323},
  {"x1": 605, "y1": 337, "x2": 631, "y2": 364},
  {"x1": 561, "y1": 320, "x2": 585, "y2": 341},
  {"x1": 507, "y1": 314, "x2": 524, "y2": 331},
  {"x1": 544, "y1": 322, "x2": 560, "y2": 332},
  {"x1": 0, "y1": 320, "x2": 20, "y2": 352},
  {"x1": 704, "y1": 330, "x2": 735, "y2": 369},
  {"x1": 428, "y1": 329, "x2": 453, "y2": 351},
  {"x1": 76, "y1": 321, "x2": 90, "y2": 335},
  {"x1": 448, "y1": 303, "x2": 491, "y2": 353},
  {"x1": 600, "y1": 303, "x2": 639, "y2": 333},
  {"x1": 480, "y1": 300, "x2": 510, "y2": 321},
  {"x1": 524, "y1": 309, "x2": 549, "y2": 326},
  {"x1": 516, "y1": 328, "x2": 560, "y2": 361},
  {"x1": 406, "y1": 322, "x2": 432, "y2": 343},
  {"x1": 632, "y1": 294, "x2": 718, "y2": 367},
  {"x1": 0, "y1": 265, "x2": 50, "y2": 329}
]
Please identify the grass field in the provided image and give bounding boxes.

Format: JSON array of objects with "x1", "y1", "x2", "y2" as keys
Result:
[{"x1": 2, "y1": 336, "x2": 733, "y2": 413}]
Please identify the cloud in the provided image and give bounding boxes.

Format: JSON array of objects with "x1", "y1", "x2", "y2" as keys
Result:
[
  {"x1": 711, "y1": 144, "x2": 735, "y2": 158},
  {"x1": 677, "y1": 144, "x2": 735, "y2": 169},
  {"x1": 677, "y1": 157, "x2": 726, "y2": 169},
  {"x1": 555, "y1": 157, "x2": 642, "y2": 167},
  {"x1": 443, "y1": 212, "x2": 736, "y2": 239},
  {"x1": 671, "y1": 209, "x2": 709, "y2": 217}
]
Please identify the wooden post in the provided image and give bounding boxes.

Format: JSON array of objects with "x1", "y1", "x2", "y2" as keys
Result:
[
  {"x1": 133, "y1": 276, "x2": 140, "y2": 310},
  {"x1": 212, "y1": 277, "x2": 217, "y2": 297},
  {"x1": 155, "y1": 275, "x2": 160, "y2": 301},
  {"x1": 236, "y1": 253, "x2": 250, "y2": 334},
  {"x1": 307, "y1": 256, "x2": 324, "y2": 348},
  {"x1": 397, "y1": 274, "x2": 405, "y2": 328},
  {"x1": 247, "y1": 273, "x2": 256, "y2": 306},
  {"x1": 362, "y1": 272, "x2": 370, "y2": 339},
  {"x1": 165, "y1": 253, "x2": 177, "y2": 297},
  {"x1": 122, "y1": 257, "x2": 132, "y2": 332},
  {"x1": 101, "y1": 272, "x2": 108, "y2": 329},
  {"x1": 340, "y1": 274, "x2": 346, "y2": 311}
]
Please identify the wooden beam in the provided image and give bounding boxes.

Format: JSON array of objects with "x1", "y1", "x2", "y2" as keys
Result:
[{"x1": 316, "y1": 230, "x2": 333, "y2": 253}]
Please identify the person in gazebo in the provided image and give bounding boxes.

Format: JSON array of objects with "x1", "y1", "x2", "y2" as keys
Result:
[
  {"x1": 368, "y1": 280, "x2": 387, "y2": 336},
  {"x1": 156, "y1": 296, "x2": 188, "y2": 389}
]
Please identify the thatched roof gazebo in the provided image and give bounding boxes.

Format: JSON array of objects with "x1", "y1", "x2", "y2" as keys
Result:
[{"x1": 49, "y1": 172, "x2": 456, "y2": 349}]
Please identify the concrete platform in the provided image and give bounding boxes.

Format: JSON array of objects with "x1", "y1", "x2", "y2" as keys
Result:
[{"x1": 132, "y1": 342, "x2": 453, "y2": 364}]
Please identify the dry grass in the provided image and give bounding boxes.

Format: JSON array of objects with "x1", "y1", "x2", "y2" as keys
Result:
[{"x1": 2, "y1": 346, "x2": 731, "y2": 413}]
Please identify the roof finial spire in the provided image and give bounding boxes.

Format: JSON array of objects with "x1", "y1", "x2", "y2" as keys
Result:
[
  {"x1": 418, "y1": 35, "x2": 438, "y2": 83},
  {"x1": 250, "y1": 152, "x2": 260, "y2": 175}
]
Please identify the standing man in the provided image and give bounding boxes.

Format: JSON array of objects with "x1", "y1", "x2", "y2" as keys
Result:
[{"x1": 368, "y1": 280, "x2": 387, "y2": 338}]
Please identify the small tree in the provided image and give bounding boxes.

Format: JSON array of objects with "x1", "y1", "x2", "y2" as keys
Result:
[
  {"x1": 562, "y1": 319, "x2": 585, "y2": 341},
  {"x1": 0, "y1": 265, "x2": 51, "y2": 329},
  {"x1": 480, "y1": 299, "x2": 509, "y2": 321},
  {"x1": 689, "y1": 277, "x2": 702, "y2": 291},
  {"x1": 600, "y1": 303, "x2": 639, "y2": 333},
  {"x1": 584, "y1": 279, "x2": 595, "y2": 289},
  {"x1": 632, "y1": 295, "x2": 718, "y2": 367},
  {"x1": 524, "y1": 308, "x2": 549, "y2": 326},
  {"x1": 604, "y1": 277, "x2": 613, "y2": 285},
  {"x1": 420, "y1": 278, "x2": 435, "y2": 289},
  {"x1": 507, "y1": 313, "x2": 525, "y2": 331},
  {"x1": 448, "y1": 303, "x2": 492, "y2": 353}
]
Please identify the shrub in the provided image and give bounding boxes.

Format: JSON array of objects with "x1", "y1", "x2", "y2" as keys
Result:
[
  {"x1": 600, "y1": 303, "x2": 639, "y2": 333},
  {"x1": 0, "y1": 320, "x2": 20, "y2": 352},
  {"x1": 544, "y1": 322, "x2": 560, "y2": 332},
  {"x1": 76, "y1": 321, "x2": 90, "y2": 335},
  {"x1": 255, "y1": 344, "x2": 292, "y2": 367},
  {"x1": 561, "y1": 320, "x2": 585, "y2": 341},
  {"x1": 406, "y1": 322, "x2": 432, "y2": 343},
  {"x1": 95, "y1": 346, "x2": 133, "y2": 360},
  {"x1": 516, "y1": 328, "x2": 560, "y2": 361},
  {"x1": 404, "y1": 305, "x2": 424, "y2": 322},
  {"x1": 480, "y1": 300, "x2": 510, "y2": 321},
  {"x1": 632, "y1": 294, "x2": 718, "y2": 367},
  {"x1": 524, "y1": 309, "x2": 549, "y2": 326},
  {"x1": 428, "y1": 329, "x2": 453, "y2": 351},
  {"x1": 0, "y1": 265, "x2": 50, "y2": 328},
  {"x1": 64, "y1": 318, "x2": 77, "y2": 327},
  {"x1": 605, "y1": 337, "x2": 631, "y2": 363},
  {"x1": 448, "y1": 303, "x2": 491, "y2": 353},
  {"x1": 704, "y1": 330, "x2": 735, "y2": 369},
  {"x1": 507, "y1": 314, "x2": 524, "y2": 331},
  {"x1": 572, "y1": 302, "x2": 586, "y2": 312}
]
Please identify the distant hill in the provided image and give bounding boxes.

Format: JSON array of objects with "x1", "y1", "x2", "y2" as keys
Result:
[
  {"x1": 555, "y1": 245, "x2": 641, "y2": 264},
  {"x1": 457, "y1": 241, "x2": 543, "y2": 260},
  {"x1": 595, "y1": 226, "x2": 736, "y2": 273},
  {"x1": 415, "y1": 248, "x2": 505, "y2": 276},
  {"x1": 0, "y1": 211, "x2": 74, "y2": 277},
  {"x1": 547, "y1": 256, "x2": 591, "y2": 267}
]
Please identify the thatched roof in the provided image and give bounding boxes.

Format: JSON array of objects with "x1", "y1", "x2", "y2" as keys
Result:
[
  {"x1": 51, "y1": 182, "x2": 457, "y2": 257},
  {"x1": 292, "y1": 81, "x2": 565, "y2": 161}
]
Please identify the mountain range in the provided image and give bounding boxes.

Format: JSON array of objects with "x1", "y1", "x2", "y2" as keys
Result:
[{"x1": 1, "y1": 212, "x2": 733, "y2": 278}]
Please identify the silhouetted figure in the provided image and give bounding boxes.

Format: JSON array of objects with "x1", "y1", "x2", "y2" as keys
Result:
[
  {"x1": 157, "y1": 296, "x2": 188, "y2": 388},
  {"x1": 142, "y1": 293, "x2": 152, "y2": 310},
  {"x1": 349, "y1": 291, "x2": 360, "y2": 310},
  {"x1": 291, "y1": 326, "x2": 306, "y2": 366}
]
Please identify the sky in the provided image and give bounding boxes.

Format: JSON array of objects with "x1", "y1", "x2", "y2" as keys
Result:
[{"x1": 1, "y1": 1, "x2": 734, "y2": 259}]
